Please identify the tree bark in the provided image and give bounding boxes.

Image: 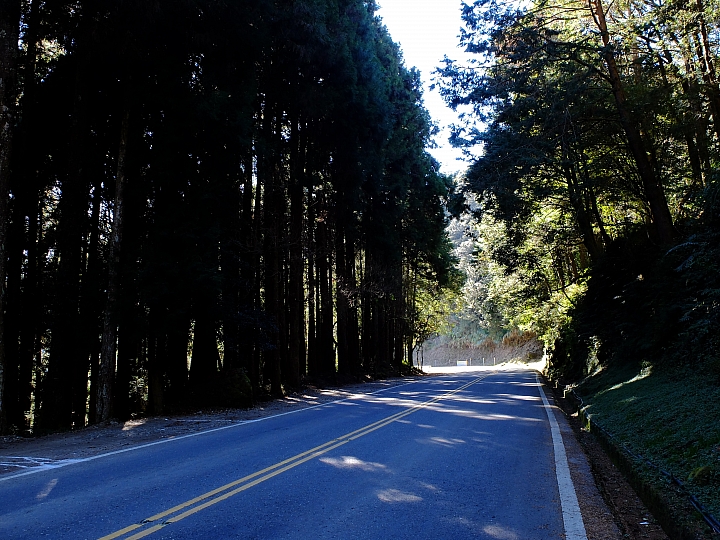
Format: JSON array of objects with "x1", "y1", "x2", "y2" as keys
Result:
[
  {"x1": 248, "y1": 148, "x2": 263, "y2": 391},
  {"x1": 336, "y1": 228, "x2": 350, "y2": 375},
  {"x1": 307, "y1": 185, "x2": 317, "y2": 377},
  {"x1": 236, "y1": 152, "x2": 255, "y2": 377},
  {"x1": 76, "y1": 174, "x2": 103, "y2": 427},
  {"x1": 259, "y1": 108, "x2": 282, "y2": 396},
  {"x1": 17, "y1": 187, "x2": 40, "y2": 430},
  {"x1": 220, "y1": 173, "x2": 241, "y2": 373},
  {"x1": 286, "y1": 120, "x2": 304, "y2": 388},
  {"x1": 345, "y1": 239, "x2": 360, "y2": 374},
  {"x1": 4, "y1": 178, "x2": 25, "y2": 428},
  {"x1": 316, "y1": 195, "x2": 334, "y2": 376},
  {"x1": 41, "y1": 65, "x2": 90, "y2": 431},
  {"x1": 189, "y1": 311, "x2": 220, "y2": 387},
  {"x1": 147, "y1": 313, "x2": 165, "y2": 415},
  {"x1": 12, "y1": 0, "x2": 41, "y2": 431},
  {"x1": 562, "y1": 144, "x2": 602, "y2": 261}
]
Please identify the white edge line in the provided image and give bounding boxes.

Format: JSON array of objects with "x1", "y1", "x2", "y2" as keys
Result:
[
  {"x1": 536, "y1": 373, "x2": 588, "y2": 540},
  {"x1": 0, "y1": 378, "x2": 423, "y2": 483}
]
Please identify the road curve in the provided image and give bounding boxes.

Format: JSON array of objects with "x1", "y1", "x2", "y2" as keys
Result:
[{"x1": 0, "y1": 368, "x2": 589, "y2": 539}]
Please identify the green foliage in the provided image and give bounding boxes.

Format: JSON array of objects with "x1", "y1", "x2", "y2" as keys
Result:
[
  {"x1": 434, "y1": 0, "x2": 720, "y2": 378},
  {"x1": 411, "y1": 273, "x2": 461, "y2": 346},
  {"x1": 441, "y1": 197, "x2": 587, "y2": 349}
]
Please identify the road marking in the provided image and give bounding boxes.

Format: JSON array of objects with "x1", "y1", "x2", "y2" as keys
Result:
[
  {"x1": 99, "y1": 374, "x2": 492, "y2": 540},
  {"x1": 536, "y1": 374, "x2": 588, "y2": 540},
  {"x1": 0, "y1": 378, "x2": 423, "y2": 484}
]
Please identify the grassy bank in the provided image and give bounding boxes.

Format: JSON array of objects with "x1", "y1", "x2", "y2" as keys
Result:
[{"x1": 577, "y1": 358, "x2": 720, "y2": 532}]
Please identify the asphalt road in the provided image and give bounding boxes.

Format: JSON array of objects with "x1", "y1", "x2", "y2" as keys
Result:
[{"x1": 0, "y1": 368, "x2": 586, "y2": 539}]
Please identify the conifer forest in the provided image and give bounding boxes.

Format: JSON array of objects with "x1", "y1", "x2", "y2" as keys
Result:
[{"x1": 0, "y1": 0, "x2": 456, "y2": 433}]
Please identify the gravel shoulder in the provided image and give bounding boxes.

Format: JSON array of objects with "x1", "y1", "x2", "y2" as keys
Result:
[{"x1": 0, "y1": 379, "x2": 407, "y2": 475}]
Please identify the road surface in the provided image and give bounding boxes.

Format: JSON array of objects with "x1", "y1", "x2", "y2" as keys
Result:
[{"x1": 0, "y1": 368, "x2": 589, "y2": 539}]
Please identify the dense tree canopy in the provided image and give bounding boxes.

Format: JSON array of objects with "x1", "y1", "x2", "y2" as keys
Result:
[
  {"x1": 436, "y1": 0, "x2": 720, "y2": 373},
  {"x1": 0, "y1": 0, "x2": 456, "y2": 433}
]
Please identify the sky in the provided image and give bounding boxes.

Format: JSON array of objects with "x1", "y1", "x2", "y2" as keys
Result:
[{"x1": 376, "y1": 0, "x2": 476, "y2": 175}]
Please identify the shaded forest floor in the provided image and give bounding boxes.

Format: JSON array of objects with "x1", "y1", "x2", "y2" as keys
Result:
[{"x1": 548, "y1": 228, "x2": 720, "y2": 539}]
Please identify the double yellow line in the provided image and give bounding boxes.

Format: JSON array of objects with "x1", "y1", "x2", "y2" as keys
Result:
[{"x1": 100, "y1": 374, "x2": 489, "y2": 540}]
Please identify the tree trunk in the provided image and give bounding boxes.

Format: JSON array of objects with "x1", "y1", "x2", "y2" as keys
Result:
[
  {"x1": 249, "y1": 151, "x2": 263, "y2": 391},
  {"x1": 307, "y1": 186, "x2": 317, "y2": 377},
  {"x1": 562, "y1": 145, "x2": 602, "y2": 261},
  {"x1": 237, "y1": 152, "x2": 255, "y2": 377},
  {"x1": 17, "y1": 187, "x2": 40, "y2": 431},
  {"x1": 591, "y1": 0, "x2": 676, "y2": 244},
  {"x1": 260, "y1": 110, "x2": 282, "y2": 396},
  {"x1": 693, "y1": 0, "x2": 720, "y2": 141},
  {"x1": 76, "y1": 174, "x2": 103, "y2": 427},
  {"x1": 346, "y1": 239, "x2": 360, "y2": 375},
  {"x1": 220, "y1": 173, "x2": 241, "y2": 373},
  {"x1": 41, "y1": 74, "x2": 90, "y2": 430},
  {"x1": 97, "y1": 109, "x2": 130, "y2": 422},
  {"x1": 114, "y1": 306, "x2": 140, "y2": 421},
  {"x1": 165, "y1": 315, "x2": 189, "y2": 405},
  {"x1": 336, "y1": 229, "x2": 350, "y2": 375},
  {"x1": 286, "y1": 121, "x2": 304, "y2": 388},
  {"x1": 12, "y1": 0, "x2": 42, "y2": 431},
  {"x1": 316, "y1": 197, "x2": 334, "y2": 377},
  {"x1": 147, "y1": 314, "x2": 165, "y2": 415},
  {"x1": 189, "y1": 312, "x2": 220, "y2": 387},
  {"x1": 361, "y1": 252, "x2": 375, "y2": 375},
  {"x1": 4, "y1": 180, "x2": 26, "y2": 428},
  {"x1": 0, "y1": 0, "x2": 21, "y2": 434}
]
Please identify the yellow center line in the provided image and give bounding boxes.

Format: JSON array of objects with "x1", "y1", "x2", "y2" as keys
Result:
[
  {"x1": 99, "y1": 374, "x2": 490, "y2": 540},
  {"x1": 99, "y1": 401, "x2": 425, "y2": 540}
]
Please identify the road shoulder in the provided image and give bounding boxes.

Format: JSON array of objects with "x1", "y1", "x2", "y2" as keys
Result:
[
  {"x1": 545, "y1": 378, "x2": 670, "y2": 540},
  {"x1": 0, "y1": 378, "x2": 414, "y2": 477}
]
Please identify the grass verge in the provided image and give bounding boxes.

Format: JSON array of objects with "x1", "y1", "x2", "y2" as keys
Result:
[{"x1": 577, "y1": 359, "x2": 720, "y2": 537}]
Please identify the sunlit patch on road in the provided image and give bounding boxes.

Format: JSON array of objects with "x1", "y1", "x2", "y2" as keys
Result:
[
  {"x1": 493, "y1": 393, "x2": 541, "y2": 401},
  {"x1": 319, "y1": 456, "x2": 388, "y2": 472},
  {"x1": 427, "y1": 437, "x2": 466, "y2": 447},
  {"x1": 482, "y1": 524, "x2": 520, "y2": 539},
  {"x1": 376, "y1": 488, "x2": 422, "y2": 503}
]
